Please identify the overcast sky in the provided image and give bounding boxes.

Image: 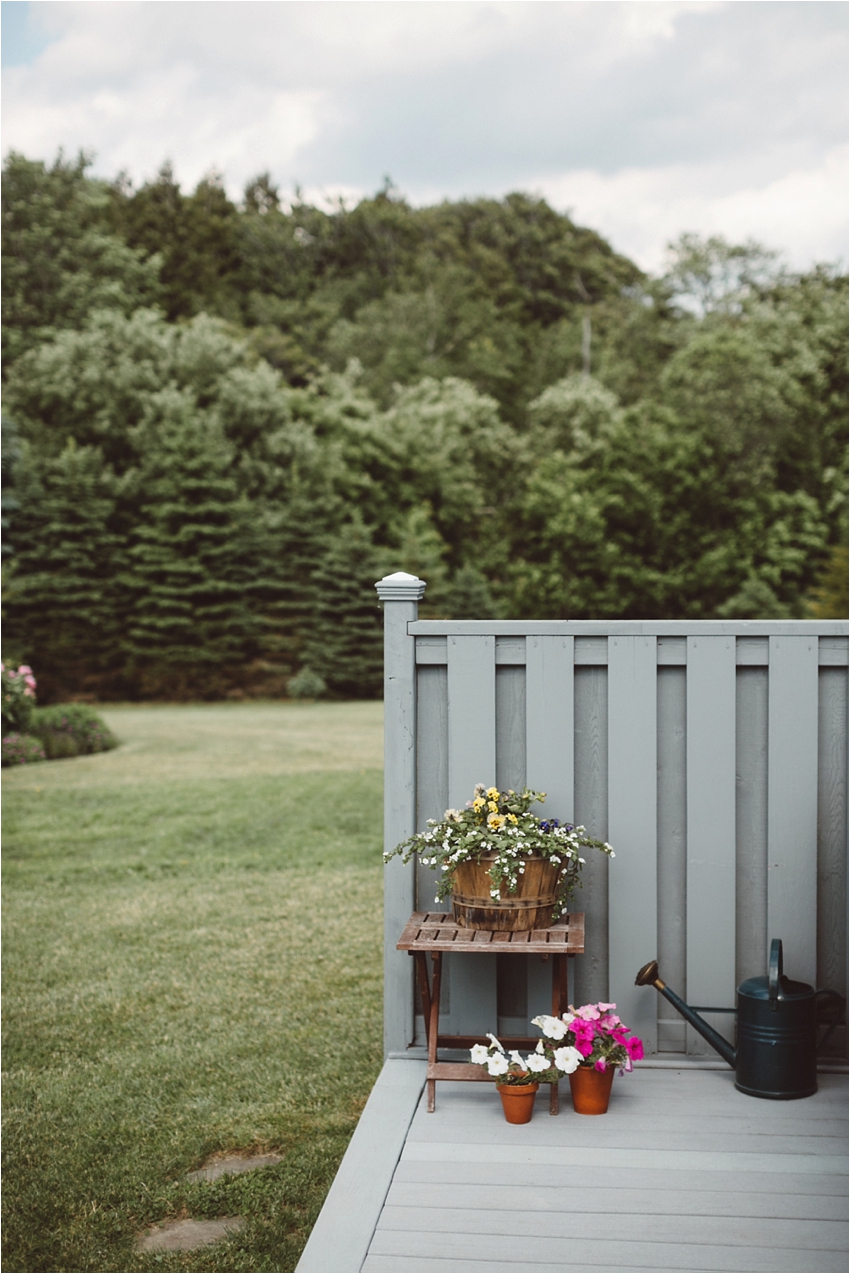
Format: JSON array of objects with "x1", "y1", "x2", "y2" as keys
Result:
[{"x1": 2, "y1": 0, "x2": 847, "y2": 272}]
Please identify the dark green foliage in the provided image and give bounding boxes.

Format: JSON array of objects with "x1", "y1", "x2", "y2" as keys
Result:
[
  {"x1": 1, "y1": 732, "x2": 45, "y2": 766},
  {"x1": 109, "y1": 164, "x2": 242, "y2": 323},
  {"x1": 120, "y1": 396, "x2": 260, "y2": 697},
  {"x1": 2, "y1": 148, "x2": 847, "y2": 695},
  {"x1": 303, "y1": 526, "x2": 385, "y2": 698},
  {"x1": 3, "y1": 440, "x2": 125, "y2": 699},
  {"x1": 2, "y1": 151, "x2": 160, "y2": 367},
  {"x1": 30, "y1": 702, "x2": 118, "y2": 758}
]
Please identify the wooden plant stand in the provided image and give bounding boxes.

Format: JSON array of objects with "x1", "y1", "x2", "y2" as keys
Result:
[{"x1": 397, "y1": 912, "x2": 585, "y2": 1114}]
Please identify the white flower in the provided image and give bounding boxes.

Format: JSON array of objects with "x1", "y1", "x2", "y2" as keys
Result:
[
  {"x1": 486, "y1": 1032, "x2": 505, "y2": 1052},
  {"x1": 526, "y1": 1052, "x2": 551, "y2": 1073},
  {"x1": 487, "y1": 1053, "x2": 509, "y2": 1076},
  {"x1": 531, "y1": 1014, "x2": 568, "y2": 1041},
  {"x1": 470, "y1": 1044, "x2": 489, "y2": 1064},
  {"x1": 509, "y1": 1050, "x2": 526, "y2": 1067},
  {"x1": 553, "y1": 1046, "x2": 584, "y2": 1074}
]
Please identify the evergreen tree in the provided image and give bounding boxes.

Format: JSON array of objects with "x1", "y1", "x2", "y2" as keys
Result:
[
  {"x1": 302, "y1": 524, "x2": 384, "y2": 698},
  {"x1": 120, "y1": 392, "x2": 258, "y2": 696},
  {"x1": 3, "y1": 440, "x2": 124, "y2": 698}
]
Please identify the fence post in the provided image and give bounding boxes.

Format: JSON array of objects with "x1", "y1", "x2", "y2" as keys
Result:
[{"x1": 375, "y1": 571, "x2": 426, "y2": 1055}]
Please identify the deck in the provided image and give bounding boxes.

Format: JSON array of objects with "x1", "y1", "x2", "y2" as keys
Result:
[{"x1": 297, "y1": 1060, "x2": 848, "y2": 1274}]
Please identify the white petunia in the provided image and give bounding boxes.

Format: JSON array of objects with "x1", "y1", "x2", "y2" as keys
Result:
[
  {"x1": 509, "y1": 1050, "x2": 526, "y2": 1068},
  {"x1": 553, "y1": 1046, "x2": 584, "y2": 1074},
  {"x1": 526, "y1": 1052, "x2": 551, "y2": 1073},
  {"x1": 487, "y1": 1053, "x2": 509, "y2": 1076},
  {"x1": 470, "y1": 1044, "x2": 489, "y2": 1064},
  {"x1": 531, "y1": 1014, "x2": 568, "y2": 1040},
  {"x1": 486, "y1": 1032, "x2": 505, "y2": 1052}
]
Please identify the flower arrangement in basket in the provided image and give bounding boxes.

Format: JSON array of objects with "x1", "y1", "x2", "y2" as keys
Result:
[{"x1": 384, "y1": 784, "x2": 614, "y2": 929}]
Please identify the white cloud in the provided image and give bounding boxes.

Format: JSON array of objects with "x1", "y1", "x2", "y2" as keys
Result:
[
  {"x1": 2, "y1": 0, "x2": 846, "y2": 271},
  {"x1": 536, "y1": 146, "x2": 849, "y2": 272}
]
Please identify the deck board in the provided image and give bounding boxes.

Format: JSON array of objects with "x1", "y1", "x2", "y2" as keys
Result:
[{"x1": 363, "y1": 1069, "x2": 847, "y2": 1274}]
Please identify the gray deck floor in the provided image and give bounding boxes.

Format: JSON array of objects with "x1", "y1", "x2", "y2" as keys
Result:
[{"x1": 362, "y1": 1068, "x2": 847, "y2": 1274}]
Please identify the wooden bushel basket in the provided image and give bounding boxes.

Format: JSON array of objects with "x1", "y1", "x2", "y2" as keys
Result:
[{"x1": 450, "y1": 853, "x2": 563, "y2": 930}]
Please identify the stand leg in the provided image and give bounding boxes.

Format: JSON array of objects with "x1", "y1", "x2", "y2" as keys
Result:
[
  {"x1": 427, "y1": 952, "x2": 442, "y2": 1113},
  {"x1": 548, "y1": 954, "x2": 569, "y2": 1115}
]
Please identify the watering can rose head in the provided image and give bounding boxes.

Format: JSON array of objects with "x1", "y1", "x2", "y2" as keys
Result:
[
  {"x1": 531, "y1": 1003, "x2": 643, "y2": 1072},
  {"x1": 383, "y1": 783, "x2": 614, "y2": 913}
]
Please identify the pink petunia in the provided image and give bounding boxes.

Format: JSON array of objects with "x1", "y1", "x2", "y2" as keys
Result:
[
  {"x1": 597, "y1": 1002, "x2": 617, "y2": 1012},
  {"x1": 576, "y1": 1038, "x2": 594, "y2": 1057},
  {"x1": 593, "y1": 1058, "x2": 607, "y2": 1072},
  {"x1": 572, "y1": 1004, "x2": 601, "y2": 1020},
  {"x1": 625, "y1": 1036, "x2": 644, "y2": 1060}
]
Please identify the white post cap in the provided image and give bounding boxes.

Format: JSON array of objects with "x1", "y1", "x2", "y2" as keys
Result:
[{"x1": 375, "y1": 571, "x2": 427, "y2": 601}]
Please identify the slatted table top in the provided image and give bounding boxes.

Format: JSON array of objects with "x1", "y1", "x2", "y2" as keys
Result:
[{"x1": 397, "y1": 911, "x2": 585, "y2": 954}]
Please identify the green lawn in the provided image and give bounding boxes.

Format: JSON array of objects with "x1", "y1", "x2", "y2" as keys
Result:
[{"x1": 2, "y1": 701, "x2": 385, "y2": 1273}]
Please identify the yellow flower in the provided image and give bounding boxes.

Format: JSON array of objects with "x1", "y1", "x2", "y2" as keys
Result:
[
  {"x1": 472, "y1": 797, "x2": 486, "y2": 811},
  {"x1": 507, "y1": 813, "x2": 518, "y2": 824},
  {"x1": 487, "y1": 813, "x2": 506, "y2": 829},
  {"x1": 487, "y1": 800, "x2": 498, "y2": 813},
  {"x1": 486, "y1": 787, "x2": 500, "y2": 800}
]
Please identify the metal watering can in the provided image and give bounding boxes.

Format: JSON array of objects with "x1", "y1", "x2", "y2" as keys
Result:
[{"x1": 635, "y1": 939, "x2": 844, "y2": 1100}]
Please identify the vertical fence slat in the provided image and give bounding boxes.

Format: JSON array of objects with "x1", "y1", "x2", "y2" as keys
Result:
[
  {"x1": 526, "y1": 634, "x2": 574, "y2": 817},
  {"x1": 817, "y1": 665, "x2": 848, "y2": 1053},
  {"x1": 525, "y1": 635, "x2": 574, "y2": 1030},
  {"x1": 657, "y1": 665, "x2": 687, "y2": 1050},
  {"x1": 447, "y1": 635, "x2": 496, "y2": 804},
  {"x1": 768, "y1": 635, "x2": 819, "y2": 985},
  {"x1": 446, "y1": 634, "x2": 497, "y2": 1033},
  {"x1": 686, "y1": 636, "x2": 737, "y2": 1049},
  {"x1": 573, "y1": 665, "x2": 609, "y2": 1005},
  {"x1": 608, "y1": 635, "x2": 658, "y2": 1051},
  {"x1": 735, "y1": 666, "x2": 769, "y2": 987},
  {"x1": 495, "y1": 665, "x2": 527, "y2": 793},
  {"x1": 415, "y1": 665, "x2": 448, "y2": 910}
]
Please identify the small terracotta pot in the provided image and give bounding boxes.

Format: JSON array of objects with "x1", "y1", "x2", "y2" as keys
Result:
[
  {"x1": 496, "y1": 1081, "x2": 539, "y2": 1124},
  {"x1": 569, "y1": 1064, "x2": 615, "y2": 1114}
]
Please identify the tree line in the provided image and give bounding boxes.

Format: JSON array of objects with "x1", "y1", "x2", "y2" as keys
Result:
[{"x1": 2, "y1": 151, "x2": 846, "y2": 701}]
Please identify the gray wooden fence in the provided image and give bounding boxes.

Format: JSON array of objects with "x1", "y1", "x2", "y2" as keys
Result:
[{"x1": 376, "y1": 572, "x2": 849, "y2": 1060}]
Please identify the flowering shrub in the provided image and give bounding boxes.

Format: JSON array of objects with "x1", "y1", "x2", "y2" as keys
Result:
[
  {"x1": 1, "y1": 663, "x2": 37, "y2": 735},
  {"x1": 532, "y1": 1002, "x2": 644, "y2": 1072},
  {"x1": 384, "y1": 783, "x2": 614, "y2": 915},
  {"x1": 30, "y1": 704, "x2": 118, "y2": 759},
  {"x1": 2, "y1": 733, "x2": 46, "y2": 767}
]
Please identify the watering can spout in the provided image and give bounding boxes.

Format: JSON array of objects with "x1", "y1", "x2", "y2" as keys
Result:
[{"x1": 635, "y1": 960, "x2": 736, "y2": 1068}]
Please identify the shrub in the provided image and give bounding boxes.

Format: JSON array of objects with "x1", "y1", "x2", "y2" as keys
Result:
[
  {"x1": 1, "y1": 663, "x2": 37, "y2": 734},
  {"x1": 29, "y1": 703, "x2": 118, "y2": 760},
  {"x1": 2, "y1": 733, "x2": 46, "y2": 766},
  {"x1": 288, "y1": 667, "x2": 327, "y2": 700}
]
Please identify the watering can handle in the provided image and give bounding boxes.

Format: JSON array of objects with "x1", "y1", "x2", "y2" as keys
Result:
[
  {"x1": 768, "y1": 939, "x2": 783, "y2": 1005},
  {"x1": 814, "y1": 988, "x2": 845, "y2": 1055}
]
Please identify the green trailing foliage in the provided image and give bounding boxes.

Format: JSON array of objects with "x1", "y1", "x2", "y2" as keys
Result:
[{"x1": 2, "y1": 152, "x2": 847, "y2": 699}]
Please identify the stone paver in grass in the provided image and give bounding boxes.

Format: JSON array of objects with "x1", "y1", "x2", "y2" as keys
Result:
[
  {"x1": 136, "y1": 1217, "x2": 246, "y2": 1252},
  {"x1": 187, "y1": 1152, "x2": 283, "y2": 1182}
]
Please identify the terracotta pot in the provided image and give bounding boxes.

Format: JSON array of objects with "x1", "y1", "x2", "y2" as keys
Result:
[
  {"x1": 451, "y1": 853, "x2": 563, "y2": 930},
  {"x1": 496, "y1": 1080, "x2": 540, "y2": 1124},
  {"x1": 569, "y1": 1064, "x2": 615, "y2": 1114}
]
